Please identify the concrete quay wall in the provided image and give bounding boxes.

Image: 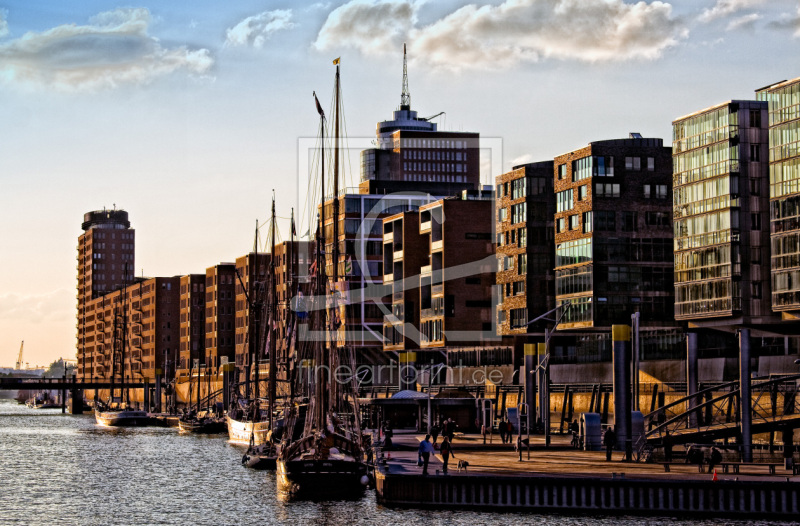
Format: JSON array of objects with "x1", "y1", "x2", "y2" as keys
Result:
[{"x1": 375, "y1": 469, "x2": 800, "y2": 519}]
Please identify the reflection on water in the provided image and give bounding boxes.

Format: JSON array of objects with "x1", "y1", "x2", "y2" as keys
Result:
[{"x1": 0, "y1": 401, "x2": 784, "y2": 526}]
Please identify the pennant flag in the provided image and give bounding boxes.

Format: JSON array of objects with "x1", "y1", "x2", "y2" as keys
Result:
[
  {"x1": 313, "y1": 91, "x2": 324, "y2": 117},
  {"x1": 333, "y1": 57, "x2": 340, "y2": 65}
]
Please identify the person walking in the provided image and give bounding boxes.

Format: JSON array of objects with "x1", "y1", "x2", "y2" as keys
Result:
[
  {"x1": 498, "y1": 417, "x2": 507, "y2": 444},
  {"x1": 604, "y1": 426, "x2": 616, "y2": 462},
  {"x1": 420, "y1": 434, "x2": 435, "y2": 475},
  {"x1": 662, "y1": 429, "x2": 673, "y2": 463},
  {"x1": 431, "y1": 422, "x2": 441, "y2": 444},
  {"x1": 440, "y1": 435, "x2": 454, "y2": 474}
]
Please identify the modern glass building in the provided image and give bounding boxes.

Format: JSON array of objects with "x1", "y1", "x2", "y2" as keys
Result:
[
  {"x1": 672, "y1": 100, "x2": 773, "y2": 324},
  {"x1": 758, "y1": 77, "x2": 800, "y2": 316}
]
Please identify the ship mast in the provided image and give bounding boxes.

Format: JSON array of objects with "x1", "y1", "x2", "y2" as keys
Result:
[
  {"x1": 268, "y1": 194, "x2": 277, "y2": 428},
  {"x1": 330, "y1": 58, "x2": 341, "y2": 410},
  {"x1": 314, "y1": 88, "x2": 327, "y2": 430}
]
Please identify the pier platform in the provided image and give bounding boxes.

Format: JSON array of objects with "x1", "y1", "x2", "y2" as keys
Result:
[{"x1": 374, "y1": 431, "x2": 800, "y2": 519}]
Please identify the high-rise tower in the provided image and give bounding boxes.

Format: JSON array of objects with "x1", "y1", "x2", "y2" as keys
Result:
[
  {"x1": 360, "y1": 44, "x2": 480, "y2": 196},
  {"x1": 76, "y1": 208, "x2": 135, "y2": 378}
]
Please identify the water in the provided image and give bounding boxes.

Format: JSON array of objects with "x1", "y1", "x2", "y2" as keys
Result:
[{"x1": 0, "y1": 400, "x2": 785, "y2": 525}]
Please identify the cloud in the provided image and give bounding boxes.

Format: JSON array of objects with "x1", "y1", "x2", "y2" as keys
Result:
[
  {"x1": 509, "y1": 154, "x2": 534, "y2": 168},
  {"x1": 305, "y1": 2, "x2": 333, "y2": 12},
  {"x1": 314, "y1": 0, "x2": 420, "y2": 55},
  {"x1": 726, "y1": 13, "x2": 761, "y2": 31},
  {"x1": 0, "y1": 289, "x2": 75, "y2": 324},
  {"x1": 768, "y1": 7, "x2": 800, "y2": 37},
  {"x1": 0, "y1": 8, "x2": 213, "y2": 91},
  {"x1": 314, "y1": 0, "x2": 686, "y2": 69},
  {"x1": 0, "y1": 10, "x2": 8, "y2": 38},
  {"x1": 224, "y1": 9, "x2": 294, "y2": 48},
  {"x1": 699, "y1": 0, "x2": 766, "y2": 23}
]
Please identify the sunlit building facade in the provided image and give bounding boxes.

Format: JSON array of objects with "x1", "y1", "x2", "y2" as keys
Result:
[
  {"x1": 759, "y1": 77, "x2": 800, "y2": 316},
  {"x1": 672, "y1": 100, "x2": 773, "y2": 324}
]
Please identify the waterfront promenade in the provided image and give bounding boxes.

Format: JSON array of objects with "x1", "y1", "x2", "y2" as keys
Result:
[{"x1": 375, "y1": 431, "x2": 800, "y2": 518}]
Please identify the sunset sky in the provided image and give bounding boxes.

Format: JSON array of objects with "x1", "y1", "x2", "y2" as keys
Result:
[{"x1": 1, "y1": 0, "x2": 799, "y2": 367}]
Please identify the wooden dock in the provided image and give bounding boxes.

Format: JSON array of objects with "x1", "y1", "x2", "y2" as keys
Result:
[{"x1": 374, "y1": 432, "x2": 800, "y2": 519}]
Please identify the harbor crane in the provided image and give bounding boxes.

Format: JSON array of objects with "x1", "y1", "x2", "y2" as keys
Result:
[{"x1": 15, "y1": 341, "x2": 23, "y2": 370}]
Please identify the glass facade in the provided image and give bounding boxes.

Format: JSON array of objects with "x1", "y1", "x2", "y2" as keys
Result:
[
  {"x1": 673, "y1": 100, "x2": 768, "y2": 319},
  {"x1": 762, "y1": 80, "x2": 800, "y2": 311}
]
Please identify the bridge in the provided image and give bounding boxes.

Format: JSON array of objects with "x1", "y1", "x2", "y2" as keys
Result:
[
  {"x1": 643, "y1": 373, "x2": 800, "y2": 455},
  {"x1": 0, "y1": 376, "x2": 166, "y2": 413}
]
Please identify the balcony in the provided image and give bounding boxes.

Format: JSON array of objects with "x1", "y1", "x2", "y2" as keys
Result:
[
  {"x1": 432, "y1": 283, "x2": 444, "y2": 296},
  {"x1": 421, "y1": 296, "x2": 445, "y2": 319},
  {"x1": 420, "y1": 265, "x2": 431, "y2": 276},
  {"x1": 383, "y1": 232, "x2": 393, "y2": 243}
]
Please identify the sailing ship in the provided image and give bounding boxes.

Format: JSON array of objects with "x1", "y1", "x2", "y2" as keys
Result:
[
  {"x1": 179, "y1": 311, "x2": 225, "y2": 434},
  {"x1": 228, "y1": 199, "x2": 283, "y2": 469},
  {"x1": 95, "y1": 263, "x2": 151, "y2": 427},
  {"x1": 277, "y1": 58, "x2": 369, "y2": 499}
]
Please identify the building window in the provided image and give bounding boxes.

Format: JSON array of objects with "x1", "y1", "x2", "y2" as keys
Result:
[
  {"x1": 557, "y1": 217, "x2": 566, "y2": 233},
  {"x1": 622, "y1": 211, "x2": 638, "y2": 232},
  {"x1": 752, "y1": 281, "x2": 762, "y2": 299},
  {"x1": 749, "y1": 108, "x2": 761, "y2": 128},
  {"x1": 625, "y1": 157, "x2": 641, "y2": 171},
  {"x1": 595, "y1": 210, "x2": 615, "y2": 231},
  {"x1": 645, "y1": 211, "x2": 670, "y2": 227},
  {"x1": 751, "y1": 213, "x2": 761, "y2": 230},
  {"x1": 583, "y1": 211, "x2": 593, "y2": 233},
  {"x1": 510, "y1": 308, "x2": 528, "y2": 328},
  {"x1": 511, "y1": 202, "x2": 527, "y2": 223},
  {"x1": 518, "y1": 253, "x2": 528, "y2": 274},
  {"x1": 556, "y1": 189, "x2": 573, "y2": 212},
  {"x1": 647, "y1": 157, "x2": 655, "y2": 171},
  {"x1": 578, "y1": 185, "x2": 588, "y2": 201},
  {"x1": 595, "y1": 183, "x2": 620, "y2": 197},
  {"x1": 558, "y1": 164, "x2": 567, "y2": 180},
  {"x1": 750, "y1": 144, "x2": 761, "y2": 162},
  {"x1": 570, "y1": 214, "x2": 579, "y2": 230}
]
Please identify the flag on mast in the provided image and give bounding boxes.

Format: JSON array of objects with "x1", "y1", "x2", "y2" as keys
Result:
[
  {"x1": 313, "y1": 91, "x2": 324, "y2": 116},
  {"x1": 333, "y1": 57, "x2": 340, "y2": 65}
]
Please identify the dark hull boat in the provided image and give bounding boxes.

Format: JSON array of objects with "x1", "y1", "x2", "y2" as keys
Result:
[
  {"x1": 277, "y1": 457, "x2": 368, "y2": 499},
  {"x1": 178, "y1": 415, "x2": 226, "y2": 434},
  {"x1": 95, "y1": 408, "x2": 151, "y2": 427}
]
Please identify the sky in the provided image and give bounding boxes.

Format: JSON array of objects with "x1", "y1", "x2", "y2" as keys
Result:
[{"x1": 0, "y1": 0, "x2": 799, "y2": 368}]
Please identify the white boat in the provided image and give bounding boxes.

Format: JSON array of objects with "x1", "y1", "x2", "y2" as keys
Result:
[{"x1": 226, "y1": 414, "x2": 271, "y2": 446}]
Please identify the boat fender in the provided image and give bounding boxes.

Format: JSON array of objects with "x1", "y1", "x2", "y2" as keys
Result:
[
  {"x1": 242, "y1": 455, "x2": 249, "y2": 466},
  {"x1": 360, "y1": 475, "x2": 369, "y2": 486}
]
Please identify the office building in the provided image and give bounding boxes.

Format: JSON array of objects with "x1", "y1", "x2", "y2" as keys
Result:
[{"x1": 495, "y1": 161, "x2": 555, "y2": 334}]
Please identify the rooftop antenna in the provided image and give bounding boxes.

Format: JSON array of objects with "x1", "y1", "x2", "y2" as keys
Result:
[{"x1": 400, "y1": 43, "x2": 410, "y2": 110}]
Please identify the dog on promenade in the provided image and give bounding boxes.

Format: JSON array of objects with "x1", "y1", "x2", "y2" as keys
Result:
[{"x1": 456, "y1": 459, "x2": 469, "y2": 472}]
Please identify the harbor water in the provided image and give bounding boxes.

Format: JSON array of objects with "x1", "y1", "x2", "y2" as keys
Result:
[{"x1": 0, "y1": 400, "x2": 785, "y2": 526}]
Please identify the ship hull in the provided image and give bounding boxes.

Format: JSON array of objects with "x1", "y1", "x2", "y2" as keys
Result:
[
  {"x1": 226, "y1": 415, "x2": 271, "y2": 445},
  {"x1": 277, "y1": 458, "x2": 368, "y2": 499},
  {"x1": 95, "y1": 409, "x2": 151, "y2": 427},
  {"x1": 178, "y1": 418, "x2": 226, "y2": 434}
]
